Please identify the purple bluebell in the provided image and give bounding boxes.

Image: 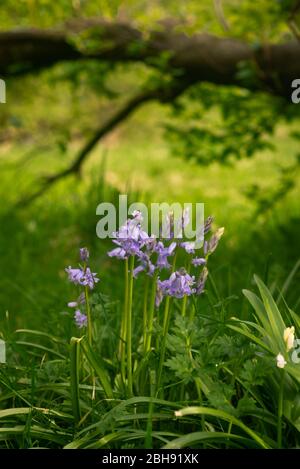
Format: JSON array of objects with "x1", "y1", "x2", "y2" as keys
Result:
[
  {"x1": 204, "y1": 227, "x2": 224, "y2": 255},
  {"x1": 196, "y1": 267, "x2": 208, "y2": 295},
  {"x1": 158, "y1": 268, "x2": 195, "y2": 299},
  {"x1": 74, "y1": 310, "x2": 88, "y2": 328},
  {"x1": 108, "y1": 211, "x2": 149, "y2": 259},
  {"x1": 174, "y1": 207, "x2": 190, "y2": 238},
  {"x1": 108, "y1": 246, "x2": 127, "y2": 259},
  {"x1": 79, "y1": 247, "x2": 89, "y2": 262},
  {"x1": 66, "y1": 266, "x2": 99, "y2": 289},
  {"x1": 133, "y1": 250, "x2": 156, "y2": 278},
  {"x1": 155, "y1": 241, "x2": 176, "y2": 269},
  {"x1": 181, "y1": 241, "x2": 196, "y2": 254},
  {"x1": 65, "y1": 267, "x2": 84, "y2": 285},
  {"x1": 192, "y1": 257, "x2": 206, "y2": 267},
  {"x1": 81, "y1": 267, "x2": 99, "y2": 289},
  {"x1": 204, "y1": 216, "x2": 214, "y2": 235}
]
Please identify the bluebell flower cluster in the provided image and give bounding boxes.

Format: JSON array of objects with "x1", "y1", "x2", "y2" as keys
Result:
[
  {"x1": 108, "y1": 210, "x2": 224, "y2": 307},
  {"x1": 66, "y1": 248, "x2": 99, "y2": 328}
]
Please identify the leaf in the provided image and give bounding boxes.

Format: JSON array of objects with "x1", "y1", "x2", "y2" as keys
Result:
[
  {"x1": 70, "y1": 337, "x2": 82, "y2": 424},
  {"x1": 253, "y1": 275, "x2": 286, "y2": 350},
  {"x1": 81, "y1": 337, "x2": 113, "y2": 399},
  {"x1": 174, "y1": 406, "x2": 272, "y2": 448},
  {"x1": 163, "y1": 431, "x2": 255, "y2": 449}
]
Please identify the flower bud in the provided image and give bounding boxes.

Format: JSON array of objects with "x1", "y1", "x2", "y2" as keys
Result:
[{"x1": 283, "y1": 326, "x2": 295, "y2": 352}]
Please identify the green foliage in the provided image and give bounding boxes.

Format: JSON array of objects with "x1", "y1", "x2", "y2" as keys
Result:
[{"x1": 165, "y1": 83, "x2": 288, "y2": 165}]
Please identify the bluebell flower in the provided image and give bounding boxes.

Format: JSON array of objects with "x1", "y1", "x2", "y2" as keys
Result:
[
  {"x1": 181, "y1": 241, "x2": 196, "y2": 254},
  {"x1": 204, "y1": 216, "x2": 214, "y2": 235},
  {"x1": 108, "y1": 211, "x2": 149, "y2": 259},
  {"x1": 66, "y1": 266, "x2": 99, "y2": 289},
  {"x1": 192, "y1": 257, "x2": 206, "y2": 267},
  {"x1": 74, "y1": 310, "x2": 87, "y2": 328},
  {"x1": 79, "y1": 247, "x2": 89, "y2": 262},
  {"x1": 195, "y1": 267, "x2": 208, "y2": 295},
  {"x1": 108, "y1": 246, "x2": 127, "y2": 259},
  {"x1": 158, "y1": 268, "x2": 195, "y2": 299},
  {"x1": 65, "y1": 267, "x2": 84, "y2": 285},
  {"x1": 81, "y1": 267, "x2": 99, "y2": 289},
  {"x1": 204, "y1": 227, "x2": 224, "y2": 255},
  {"x1": 155, "y1": 241, "x2": 176, "y2": 269}
]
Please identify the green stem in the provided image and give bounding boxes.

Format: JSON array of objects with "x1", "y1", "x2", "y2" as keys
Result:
[
  {"x1": 145, "y1": 272, "x2": 158, "y2": 354},
  {"x1": 181, "y1": 295, "x2": 188, "y2": 317},
  {"x1": 155, "y1": 251, "x2": 178, "y2": 396},
  {"x1": 126, "y1": 256, "x2": 135, "y2": 396},
  {"x1": 143, "y1": 276, "x2": 150, "y2": 352},
  {"x1": 181, "y1": 258, "x2": 191, "y2": 317},
  {"x1": 277, "y1": 369, "x2": 285, "y2": 449},
  {"x1": 84, "y1": 286, "x2": 92, "y2": 346},
  {"x1": 156, "y1": 296, "x2": 172, "y2": 397},
  {"x1": 120, "y1": 258, "x2": 129, "y2": 383}
]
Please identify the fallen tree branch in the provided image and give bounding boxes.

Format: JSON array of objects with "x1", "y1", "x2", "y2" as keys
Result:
[{"x1": 1, "y1": 19, "x2": 300, "y2": 98}]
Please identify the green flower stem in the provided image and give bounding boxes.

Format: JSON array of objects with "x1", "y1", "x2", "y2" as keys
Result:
[
  {"x1": 120, "y1": 258, "x2": 129, "y2": 383},
  {"x1": 84, "y1": 285, "x2": 92, "y2": 347},
  {"x1": 277, "y1": 369, "x2": 285, "y2": 449},
  {"x1": 181, "y1": 295, "x2": 188, "y2": 318},
  {"x1": 126, "y1": 255, "x2": 135, "y2": 397},
  {"x1": 143, "y1": 276, "x2": 150, "y2": 351},
  {"x1": 144, "y1": 272, "x2": 158, "y2": 354},
  {"x1": 156, "y1": 296, "x2": 172, "y2": 398},
  {"x1": 181, "y1": 258, "x2": 191, "y2": 317},
  {"x1": 156, "y1": 251, "x2": 178, "y2": 397}
]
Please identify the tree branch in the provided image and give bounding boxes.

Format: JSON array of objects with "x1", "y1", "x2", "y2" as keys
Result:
[{"x1": 1, "y1": 19, "x2": 300, "y2": 99}]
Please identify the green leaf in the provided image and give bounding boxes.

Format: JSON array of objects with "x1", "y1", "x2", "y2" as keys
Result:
[
  {"x1": 163, "y1": 431, "x2": 255, "y2": 449},
  {"x1": 81, "y1": 337, "x2": 113, "y2": 399},
  {"x1": 253, "y1": 275, "x2": 286, "y2": 350},
  {"x1": 174, "y1": 406, "x2": 272, "y2": 448},
  {"x1": 70, "y1": 337, "x2": 82, "y2": 424}
]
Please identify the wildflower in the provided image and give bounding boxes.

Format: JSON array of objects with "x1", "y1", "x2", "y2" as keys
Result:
[
  {"x1": 108, "y1": 246, "x2": 127, "y2": 259},
  {"x1": 79, "y1": 247, "x2": 89, "y2": 262},
  {"x1": 74, "y1": 310, "x2": 87, "y2": 329},
  {"x1": 276, "y1": 353, "x2": 287, "y2": 369},
  {"x1": 204, "y1": 227, "x2": 225, "y2": 256},
  {"x1": 81, "y1": 267, "x2": 99, "y2": 289},
  {"x1": 204, "y1": 216, "x2": 214, "y2": 235},
  {"x1": 181, "y1": 241, "x2": 196, "y2": 254},
  {"x1": 158, "y1": 268, "x2": 195, "y2": 299},
  {"x1": 133, "y1": 252, "x2": 156, "y2": 278},
  {"x1": 65, "y1": 267, "x2": 84, "y2": 285},
  {"x1": 195, "y1": 266, "x2": 208, "y2": 295},
  {"x1": 162, "y1": 211, "x2": 175, "y2": 239},
  {"x1": 283, "y1": 326, "x2": 295, "y2": 352},
  {"x1": 192, "y1": 257, "x2": 206, "y2": 267},
  {"x1": 65, "y1": 266, "x2": 99, "y2": 289},
  {"x1": 174, "y1": 207, "x2": 190, "y2": 238},
  {"x1": 155, "y1": 241, "x2": 176, "y2": 270},
  {"x1": 108, "y1": 212, "x2": 149, "y2": 259},
  {"x1": 131, "y1": 210, "x2": 143, "y2": 221},
  {"x1": 133, "y1": 265, "x2": 145, "y2": 278}
]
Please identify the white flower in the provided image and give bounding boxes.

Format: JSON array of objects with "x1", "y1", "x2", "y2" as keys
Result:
[
  {"x1": 283, "y1": 326, "x2": 295, "y2": 352},
  {"x1": 276, "y1": 353, "x2": 287, "y2": 369}
]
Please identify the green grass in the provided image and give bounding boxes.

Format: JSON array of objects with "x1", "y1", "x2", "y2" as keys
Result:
[{"x1": 0, "y1": 104, "x2": 300, "y2": 449}]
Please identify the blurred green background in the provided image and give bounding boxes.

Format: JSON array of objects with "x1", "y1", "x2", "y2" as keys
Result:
[{"x1": 0, "y1": 0, "x2": 300, "y2": 332}]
